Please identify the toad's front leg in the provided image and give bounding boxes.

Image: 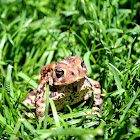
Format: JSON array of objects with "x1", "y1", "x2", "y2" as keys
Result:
[
  {"x1": 35, "y1": 90, "x2": 47, "y2": 120},
  {"x1": 84, "y1": 77, "x2": 103, "y2": 116},
  {"x1": 22, "y1": 89, "x2": 37, "y2": 117}
]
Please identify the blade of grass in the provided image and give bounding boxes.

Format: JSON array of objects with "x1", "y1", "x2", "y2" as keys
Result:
[
  {"x1": 107, "y1": 0, "x2": 111, "y2": 27},
  {"x1": 17, "y1": 72, "x2": 38, "y2": 88},
  {"x1": 0, "y1": 33, "x2": 7, "y2": 60},
  {"x1": 49, "y1": 99, "x2": 61, "y2": 129},
  {"x1": 120, "y1": 88, "x2": 140, "y2": 122},
  {"x1": 106, "y1": 89, "x2": 125, "y2": 97},
  {"x1": 0, "y1": 61, "x2": 6, "y2": 65},
  {"x1": 0, "y1": 114, "x2": 13, "y2": 133},
  {"x1": 99, "y1": 20, "x2": 106, "y2": 39},
  {"x1": 46, "y1": 41, "x2": 57, "y2": 65},
  {"x1": 10, "y1": 119, "x2": 22, "y2": 140},
  {"x1": 6, "y1": 65, "x2": 14, "y2": 98},
  {"x1": 35, "y1": 123, "x2": 104, "y2": 139},
  {"x1": 125, "y1": 36, "x2": 137, "y2": 69},
  {"x1": 83, "y1": 51, "x2": 91, "y2": 75},
  {"x1": 106, "y1": 28, "x2": 123, "y2": 33},
  {"x1": 129, "y1": 130, "x2": 140, "y2": 140},
  {"x1": 60, "y1": 111, "x2": 86, "y2": 120},
  {"x1": 22, "y1": 119, "x2": 38, "y2": 137},
  {"x1": 72, "y1": 32, "x2": 89, "y2": 52},
  {"x1": 109, "y1": 63, "x2": 122, "y2": 90}
]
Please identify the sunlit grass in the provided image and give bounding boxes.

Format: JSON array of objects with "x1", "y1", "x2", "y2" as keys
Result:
[{"x1": 0, "y1": 0, "x2": 140, "y2": 139}]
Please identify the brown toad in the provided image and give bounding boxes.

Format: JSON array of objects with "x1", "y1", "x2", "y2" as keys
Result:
[{"x1": 23, "y1": 56, "x2": 102, "y2": 120}]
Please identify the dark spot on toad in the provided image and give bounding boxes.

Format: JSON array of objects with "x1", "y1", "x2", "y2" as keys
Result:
[
  {"x1": 94, "y1": 84, "x2": 100, "y2": 88},
  {"x1": 56, "y1": 62, "x2": 63, "y2": 65},
  {"x1": 86, "y1": 78, "x2": 92, "y2": 87},
  {"x1": 31, "y1": 100, "x2": 35, "y2": 104},
  {"x1": 41, "y1": 100, "x2": 45, "y2": 103},
  {"x1": 81, "y1": 60, "x2": 85, "y2": 67},
  {"x1": 73, "y1": 86, "x2": 77, "y2": 92},
  {"x1": 61, "y1": 78, "x2": 65, "y2": 83},
  {"x1": 78, "y1": 69, "x2": 80, "y2": 73},
  {"x1": 49, "y1": 92, "x2": 57, "y2": 98},
  {"x1": 30, "y1": 91, "x2": 36, "y2": 96},
  {"x1": 62, "y1": 94, "x2": 65, "y2": 97},
  {"x1": 49, "y1": 93, "x2": 53, "y2": 98},
  {"x1": 53, "y1": 78, "x2": 56, "y2": 83},
  {"x1": 66, "y1": 57, "x2": 74, "y2": 60},
  {"x1": 40, "y1": 84, "x2": 45, "y2": 90},
  {"x1": 97, "y1": 104, "x2": 102, "y2": 109},
  {"x1": 39, "y1": 112, "x2": 44, "y2": 117},
  {"x1": 50, "y1": 87, "x2": 57, "y2": 92}
]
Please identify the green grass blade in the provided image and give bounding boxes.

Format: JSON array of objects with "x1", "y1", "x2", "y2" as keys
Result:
[
  {"x1": 60, "y1": 111, "x2": 86, "y2": 120},
  {"x1": 129, "y1": 130, "x2": 140, "y2": 140},
  {"x1": 99, "y1": 20, "x2": 106, "y2": 38},
  {"x1": 125, "y1": 37, "x2": 137, "y2": 69},
  {"x1": 46, "y1": 41, "x2": 57, "y2": 65},
  {"x1": 22, "y1": 119, "x2": 38, "y2": 137},
  {"x1": 107, "y1": 0, "x2": 111, "y2": 27},
  {"x1": 10, "y1": 119, "x2": 22, "y2": 140},
  {"x1": 106, "y1": 89, "x2": 125, "y2": 97},
  {"x1": 0, "y1": 114, "x2": 13, "y2": 133},
  {"x1": 106, "y1": 28, "x2": 123, "y2": 33},
  {"x1": 72, "y1": 32, "x2": 89, "y2": 52},
  {"x1": 109, "y1": 63, "x2": 122, "y2": 90},
  {"x1": 120, "y1": 88, "x2": 140, "y2": 122},
  {"x1": 83, "y1": 51, "x2": 91, "y2": 75},
  {"x1": 35, "y1": 124, "x2": 104, "y2": 139},
  {"x1": 17, "y1": 72, "x2": 38, "y2": 88},
  {"x1": 49, "y1": 99, "x2": 61, "y2": 129},
  {"x1": 0, "y1": 33, "x2": 7, "y2": 60},
  {"x1": 0, "y1": 1, "x2": 139, "y2": 139}
]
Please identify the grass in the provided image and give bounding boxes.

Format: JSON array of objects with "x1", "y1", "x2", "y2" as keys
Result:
[{"x1": 0, "y1": 0, "x2": 140, "y2": 139}]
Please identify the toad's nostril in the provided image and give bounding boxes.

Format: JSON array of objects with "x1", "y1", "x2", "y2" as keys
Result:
[{"x1": 71, "y1": 72, "x2": 75, "y2": 75}]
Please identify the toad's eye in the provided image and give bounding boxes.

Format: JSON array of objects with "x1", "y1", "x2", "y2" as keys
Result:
[
  {"x1": 81, "y1": 60, "x2": 85, "y2": 68},
  {"x1": 55, "y1": 69, "x2": 64, "y2": 78}
]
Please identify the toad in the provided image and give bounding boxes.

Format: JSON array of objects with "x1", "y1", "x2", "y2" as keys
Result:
[{"x1": 23, "y1": 56, "x2": 102, "y2": 120}]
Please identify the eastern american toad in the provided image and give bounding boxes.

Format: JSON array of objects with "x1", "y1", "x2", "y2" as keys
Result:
[{"x1": 23, "y1": 56, "x2": 102, "y2": 120}]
